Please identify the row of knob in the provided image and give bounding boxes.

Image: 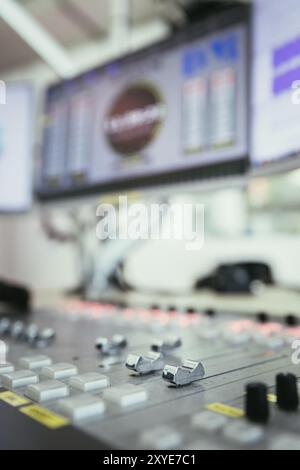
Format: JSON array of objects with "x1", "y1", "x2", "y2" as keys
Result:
[
  {"x1": 112, "y1": 304, "x2": 299, "y2": 326},
  {"x1": 95, "y1": 335, "x2": 181, "y2": 356},
  {"x1": 95, "y1": 335, "x2": 206, "y2": 386},
  {"x1": 246, "y1": 373, "x2": 299, "y2": 423},
  {"x1": 0, "y1": 318, "x2": 55, "y2": 349}
]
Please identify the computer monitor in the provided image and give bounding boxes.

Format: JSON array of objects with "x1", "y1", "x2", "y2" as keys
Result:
[
  {"x1": 0, "y1": 83, "x2": 33, "y2": 212},
  {"x1": 38, "y1": 6, "x2": 249, "y2": 201},
  {"x1": 252, "y1": 0, "x2": 300, "y2": 171}
]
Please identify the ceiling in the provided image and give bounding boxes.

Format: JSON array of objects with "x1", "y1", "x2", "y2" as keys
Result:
[
  {"x1": 0, "y1": 0, "x2": 249, "y2": 73},
  {"x1": 0, "y1": 0, "x2": 170, "y2": 73}
]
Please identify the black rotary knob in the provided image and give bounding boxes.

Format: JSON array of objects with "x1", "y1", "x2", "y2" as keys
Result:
[
  {"x1": 245, "y1": 382, "x2": 269, "y2": 424},
  {"x1": 256, "y1": 312, "x2": 269, "y2": 323},
  {"x1": 205, "y1": 308, "x2": 216, "y2": 317},
  {"x1": 285, "y1": 315, "x2": 298, "y2": 327},
  {"x1": 276, "y1": 373, "x2": 299, "y2": 412}
]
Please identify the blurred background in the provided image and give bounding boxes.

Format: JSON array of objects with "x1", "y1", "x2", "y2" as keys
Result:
[{"x1": 0, "y1": 0, "x2": 300, "y2": 313}]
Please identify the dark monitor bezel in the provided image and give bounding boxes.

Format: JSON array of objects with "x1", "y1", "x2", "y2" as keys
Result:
[{"x1": 37, "y1": 4, "x2": 250, "y2": 202}]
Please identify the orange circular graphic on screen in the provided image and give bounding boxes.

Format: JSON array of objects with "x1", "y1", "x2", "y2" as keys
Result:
[{"x1": 104, "y1": 83, "x2": 166, "y2": 155}]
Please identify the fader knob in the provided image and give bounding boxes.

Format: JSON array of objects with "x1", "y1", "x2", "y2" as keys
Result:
[
  {"x1": 25, "y1": 324, "x2": 39, "y2": 343},
  {"x1": 162, "y1": 360, "x2": 205, "y2": 386},
  {"x1": 28, "y1": 327, "x2": 56, "y2": 348},
  {"x1": 245, "y1": 382, "x2": 269, "y2": 424},
  {"x1": 95, "y1": 335, "x2": 127, "y2": 356},
  {"x1": 11, "y1": 321, "x2": 25, "y2": 340},
  {"x1": 151, "y1": 336, "x2": 182, "y2": 354},
  {"x1": 0, "y1": 318, "x2": 11, "y2": 335},
  {"x1": 276, "y1": 373, "x2": 299, "y2": 412},
  {"x1": 36, "y1": 328, "x2": 56, "y2": 348}
]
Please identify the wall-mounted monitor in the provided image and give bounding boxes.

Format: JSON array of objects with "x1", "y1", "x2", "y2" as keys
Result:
[
  {"x1": 0, "y1": 83, "x2": 33, "y2": 212},
  {"x1": 252, "y1": 0, "x2": 300, "y2": 169},
  {"x1": 38, "y1": 6, "x2": 249, "y2": 200}
]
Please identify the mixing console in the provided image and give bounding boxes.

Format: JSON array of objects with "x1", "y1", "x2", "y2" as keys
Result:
[{"x1": 0, "y1": 301, "x2": 300, "y2": 450}]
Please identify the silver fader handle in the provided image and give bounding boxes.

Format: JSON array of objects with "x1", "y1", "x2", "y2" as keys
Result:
[
  {"x1": 126, "y1": 351, "x2": 164, "y2": 375},
  {"x1": 95, "y1": 334, "x2": 127, "y2": 356},
  {"x1": 151, "y1": 336, "x2": 182, "y2": 354},
  {"x1": 162, "y1": 359, "x2": 205, "y2": 386}
]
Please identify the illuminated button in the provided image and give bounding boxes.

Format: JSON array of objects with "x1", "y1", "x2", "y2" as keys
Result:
[
  {"x1": 223, "y1": 421, "x2": 265, "y2": 446},
  {"x1": 58, "y1": 394, "x2": 106, "y2": 421},
  {"x1": 41, "y1": 363, "x2": 78, "y2": 380},
  {"x1": 25, "y1": 380, "x2": 69, "y2": 403},
  {"x1": 0, "y1": 363, "x2": 14, "y2": 374},
  {"x1": 191, "y1": 411, "x2": 228, "y2": 433},
  {"x1": 19, "y1": 355, "x2": 52, "y2": 370},
  {"x1": 69, "y1": 373, "x2": 110, "y2": 392},
  {"x1": 271, "y1": 433, "x2": 300, "y2": 450},
  {"x1": 141, "y1": 426, "x2": 182, "y2": 450},
  {"x1": 1, "y1": 370, "x2": 38, "y2": 389},
  {"x1": 103, "y1": 384, "x2": 148, "y2": 408}
]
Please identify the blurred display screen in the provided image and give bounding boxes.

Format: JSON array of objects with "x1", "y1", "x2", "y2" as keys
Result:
[
  {"x1": 39, "y1": 12, "x2": 248, "y2": 199},
  {"x1": 0, "y1": 84, "x2": 33, "y2": 212},
  {"x1": 252, "y1": 0, "x2": 300, "y2": 167}
]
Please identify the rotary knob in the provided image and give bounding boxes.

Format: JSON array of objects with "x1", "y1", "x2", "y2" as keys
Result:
[
  {"x1": 245, "y1": 382, "x2": 269, "y2": 424},
  {"x1": 276, "y1": 373, "x2": 299, "y2": 412}
]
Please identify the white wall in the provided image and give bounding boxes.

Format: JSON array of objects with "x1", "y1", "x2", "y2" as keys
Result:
[{"x1": 125, "y1": 235, "x2": 300, "y2": 294}]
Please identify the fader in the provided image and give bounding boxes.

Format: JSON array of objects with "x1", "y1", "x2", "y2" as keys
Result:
[{"x1": 0, "y1": 301, "x2": 299, "y2": 450}]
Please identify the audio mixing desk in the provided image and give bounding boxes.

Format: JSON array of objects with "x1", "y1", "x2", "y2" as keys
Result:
[{"x1": 0, "y1": 301, "x2": 300, "y2": 450}]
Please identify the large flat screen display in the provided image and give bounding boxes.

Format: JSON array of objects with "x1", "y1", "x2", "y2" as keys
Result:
[
  {"x1": 0, "y1": 83, "x2": 33, "y2": 212},
  {"x1": 252, "y1": 0, "x2": 300, "y2": 167},
  {"x1": 38, "y1": 7, "x2": 249, "y2": 200}
]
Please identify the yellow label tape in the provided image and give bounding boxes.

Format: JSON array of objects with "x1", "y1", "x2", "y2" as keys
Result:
[
  {"x1": 0, "y1": 391, "x2": 31, "y2": 408},
  {"x1": 206, "y1": 402, "x2": 244, "y2": 418},
  {"x1": 20, "y1": 405, "x2": 69, "y2": 430},
  {"x1": 267, "y1": 394, "x2": 277, "y2": 403}
]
